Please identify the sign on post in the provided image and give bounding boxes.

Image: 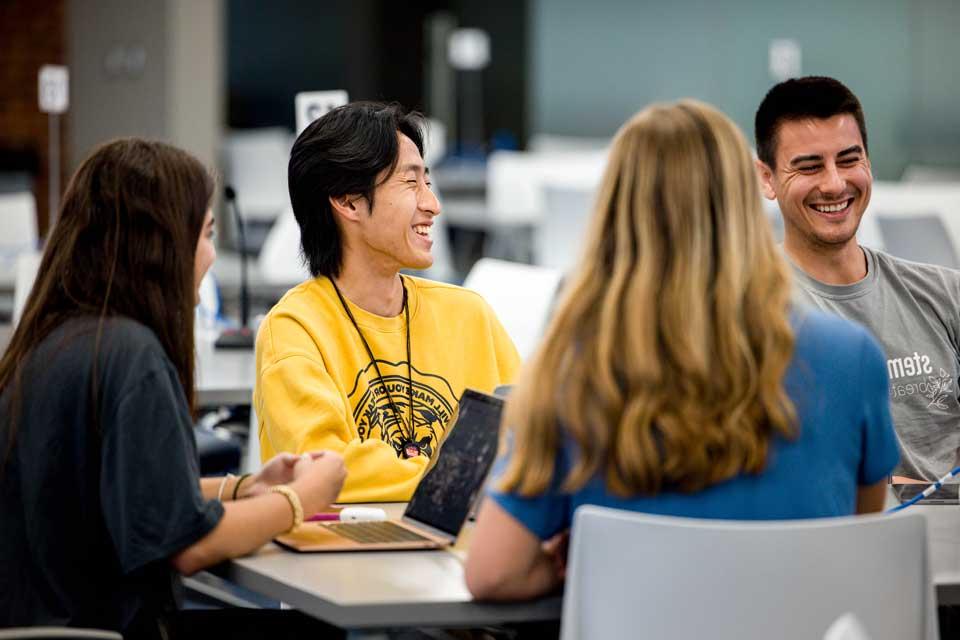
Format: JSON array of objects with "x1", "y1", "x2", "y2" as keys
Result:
[
  {"x1": 38, "y1": 65, "x2": 69, "y2": 114},
  {"x1": 768, "y1": 39, "x2": 802, "y2": 82},
  {"x1": 39, "y1": 65, "x2": 69, "y2": 232},
  {"x1": 295, "y1": 90, "x2": 348, "y2": 136}
]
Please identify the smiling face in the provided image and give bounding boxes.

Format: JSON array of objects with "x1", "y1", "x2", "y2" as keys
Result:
[
  {"x1": 350, "y1": 133, "x2": 440, "y2": 272},
  {"x1": 757, "y1": 114, "x2": 872, "y2": 253}
]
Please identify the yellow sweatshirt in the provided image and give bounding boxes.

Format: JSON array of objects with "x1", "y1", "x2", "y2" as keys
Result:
[{"x1": 255, "y1": 275, "x2": 521, "y2": 503}]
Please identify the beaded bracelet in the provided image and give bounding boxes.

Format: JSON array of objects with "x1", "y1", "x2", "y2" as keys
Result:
[{"x1": 269, "y1": 485, "x2": 304, "y2": 532}]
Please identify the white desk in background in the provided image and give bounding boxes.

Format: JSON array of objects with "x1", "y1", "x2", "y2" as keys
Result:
[
  {"x1": 213, "y1": 503, "x2": 562, "y2": 636},
  {"x1": 195, "y1": 336, "x2": 255, "y2": 407},
  {"x1": 212, "y1": 250, "x2": 303, "y2": 310},
  {"x1": 0, "y1": 326, "x2": 251, "y2": 403}
]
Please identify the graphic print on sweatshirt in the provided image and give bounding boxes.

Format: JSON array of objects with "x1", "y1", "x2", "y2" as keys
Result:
[
  {"x1": 347, "y1": 359, "x2": 458, "y2": 458},
  {"x1": 888, "y1": 351, "x2": 956, "y2": 411}
]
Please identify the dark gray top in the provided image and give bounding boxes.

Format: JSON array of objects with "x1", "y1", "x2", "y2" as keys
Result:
[{"x1": 0, "y1": 317, "x2": 223, "y2": 637}]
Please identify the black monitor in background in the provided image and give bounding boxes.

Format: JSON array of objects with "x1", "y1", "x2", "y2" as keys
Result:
[{"x1": 403, "y1": 390, "x2": 503, "y2": 537}]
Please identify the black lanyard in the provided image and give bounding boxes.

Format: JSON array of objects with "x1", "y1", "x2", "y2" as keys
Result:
[{"x1": 331, "y1": 276, "x2": 420, "y2": 458}]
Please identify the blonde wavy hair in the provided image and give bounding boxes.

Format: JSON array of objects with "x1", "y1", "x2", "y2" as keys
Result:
[{"x1": 499, "y1": 100, "x2": 796, "y2": 497}]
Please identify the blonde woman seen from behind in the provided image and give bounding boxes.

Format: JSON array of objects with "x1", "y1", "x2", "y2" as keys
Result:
[{"x1": 465, "y1": 101, "x2": 899, "y2": 601}]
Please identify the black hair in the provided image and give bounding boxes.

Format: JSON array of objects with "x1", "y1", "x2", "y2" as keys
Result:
[
  {"x1": 754, "y1": 76, "x2": 868, "y2": 169},
  {"x1": 288, "y1": 101, "x2": 426, "y2": 278}
]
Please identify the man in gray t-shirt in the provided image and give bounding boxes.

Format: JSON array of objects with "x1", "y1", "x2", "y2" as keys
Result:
[
  {"x1": 789, "y1": 248, "x2": 960, "y2": 480},
  {"x1": 755, "y1": 76, "x2": 960, "y2": 482}
]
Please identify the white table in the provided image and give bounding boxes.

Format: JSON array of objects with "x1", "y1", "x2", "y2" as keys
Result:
[
  {"x1": 912, "y1": 504, "x2": 960, "y2": 604},
  {"x1": 217, "y1": 498, "x2": 960, "y2": 635},
  {"x1": 886, "y1": 490, "x2": 960, "y2": 604},
  {"x1": 195, "y1": 336, "x2": 256, "y2": 407},
  {"x1": 214, "y1": 503, "x2": 562, "y2": 635}
]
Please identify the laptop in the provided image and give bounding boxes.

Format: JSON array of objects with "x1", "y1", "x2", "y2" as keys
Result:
[
  {"x1": 894, "y1": 482, "x2": 959, "y2": 505},
  {"x1": 274, "y1": 388, "x2": 504, "y2": 552}
]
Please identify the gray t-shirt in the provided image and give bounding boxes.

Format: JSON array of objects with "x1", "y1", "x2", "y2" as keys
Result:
[{"x1": 788, "y1": 246, "x2": 960, "y2": 481}]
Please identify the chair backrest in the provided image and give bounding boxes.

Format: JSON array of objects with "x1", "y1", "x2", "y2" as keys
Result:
[
  {"x1": 0, "y1": 191, "x2": 38, "y2": 251},
  {"x1": 869, "y1": 181, "x2": 960, "y2": 262},
  {"x1": 0, "y1": 628, "x2": 122, "y2": 639},
  {"x1": 462, "y1": 258, "x2": 562, "y2": 359},
  {"x1": 257, "y1": 206, "x2": 312, "y2": 285},
  {"x1": 221, "y1": 128, "x2": 293, "y2": 222},
  {"x1": 535, "y1": 184, "x2": 595, "y2": 273},
  {"x1": 485, "y1": 150, "x2": 607, "y2": 226},
  {"x1": 876, "y1": 214, "x2": 959, "y2": 269},
  {"x1": 823, "y1": 613, "x2": 875, "y2": 640},
  {"x1": 12, "y1": 251, "x2": 42, "y2": 327},
  {"x1": 561, "y1": 506, "x2": 935, "y2": 640}
]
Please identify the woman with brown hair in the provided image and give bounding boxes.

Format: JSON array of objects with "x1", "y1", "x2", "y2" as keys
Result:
[
  {"x1": 465, "y1": 101, "x2": 899, "y2": 601},
  {"x1": 0, "y1": 138, "x2": 345, "y2": 637}
]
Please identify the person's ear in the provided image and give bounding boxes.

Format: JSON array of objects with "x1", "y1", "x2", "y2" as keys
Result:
[
  {"x1": 329, "y1": 194, "x2": 365, "y2": 223},
  {"x1": 755, "y1": 159, "x2": 777, "y2": 201}
]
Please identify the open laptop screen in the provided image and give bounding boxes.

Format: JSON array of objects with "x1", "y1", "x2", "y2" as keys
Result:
[{"x1": 404, "y1": 390, "x2": 503, "y2": 537}]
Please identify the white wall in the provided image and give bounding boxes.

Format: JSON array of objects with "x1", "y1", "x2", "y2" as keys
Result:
[
  {"x1": 530, "y1": 0, "x2": 960, "y2": 180},
  {"x1": 166, "y1": 0, "x2": 223, "y2": 169},
  {"x1": 67, "y1": 0, "x2": 224, "y2": 171}
]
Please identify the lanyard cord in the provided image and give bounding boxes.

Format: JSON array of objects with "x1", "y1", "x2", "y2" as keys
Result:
[{"x1": 331, "y1": 276, "x2": 416, "y2": 453}]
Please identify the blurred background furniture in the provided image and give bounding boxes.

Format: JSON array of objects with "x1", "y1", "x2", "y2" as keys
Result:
[
  {"x1": 0, "y1": 191, "x2": 38, "y2": 321},
  {"x1": 462, "y1": 258, "x2": 562, "y2": 359},
  {"x1": 867, "y1": 182, "x2": 960, "y2": 267},
  {"x1": 535, "y1": 182, "x2": 595, "y2": 273},
  {"x1": 875, "y1": 215, "x2": 959, "y2": 269},
  {"x1": 220, "y1": 128, "x2": 294, "y2": 254}
]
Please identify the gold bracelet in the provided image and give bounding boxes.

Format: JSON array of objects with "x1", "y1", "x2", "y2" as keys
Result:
[
  {"x1": 217, "y1": 473, "x2": 235, "y2": 502},
  {"x1": 232, "y1": 473, "x2": 253, "y2": 501},
  {"x1": 269, "y1": 485, "x2": 304, "y2": 532}
]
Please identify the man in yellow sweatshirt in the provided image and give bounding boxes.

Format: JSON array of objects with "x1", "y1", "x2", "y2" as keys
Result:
[{"x1": 255, "y1": 102, "x2": 521, "y2": 503}]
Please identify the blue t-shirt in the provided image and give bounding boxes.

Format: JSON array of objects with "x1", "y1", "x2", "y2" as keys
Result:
[{"x1": 490, "y1": 310, "x2": 900, "y2": 540}]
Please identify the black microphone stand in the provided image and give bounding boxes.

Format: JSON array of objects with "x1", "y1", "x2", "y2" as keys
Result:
[{"x1": 215, "y1": 185, "x2": 255, "y2": 349}]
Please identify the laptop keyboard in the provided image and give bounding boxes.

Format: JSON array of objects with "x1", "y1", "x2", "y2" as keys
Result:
[{"x1": 321, "y1": 520, "x2": 434, "y2": 544}]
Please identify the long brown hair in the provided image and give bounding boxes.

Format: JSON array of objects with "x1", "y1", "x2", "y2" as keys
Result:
[
  {"x1": 1, "y1": 138, "x2": 213, "y2": 464},
  {"x1": 499, "y1": 101, "x2": 796, "y2": 497}
]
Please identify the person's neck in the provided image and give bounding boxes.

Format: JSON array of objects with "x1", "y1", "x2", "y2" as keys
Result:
[
  {"x1": 784, "y1": 235, "x2": 867, "y2": 285},
  {"x1": 333, "y1": 258, "x2": 404, "y2": 317}
]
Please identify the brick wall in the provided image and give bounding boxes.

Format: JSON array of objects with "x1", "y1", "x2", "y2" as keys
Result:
[{"x1": 0, "y1": 0, "x2": 67, "y2": 239}]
